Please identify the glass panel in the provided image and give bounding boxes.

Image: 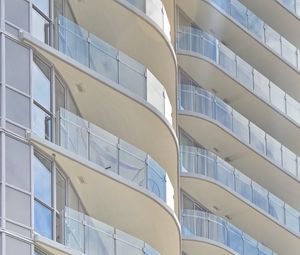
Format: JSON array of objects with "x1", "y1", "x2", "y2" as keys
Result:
[
  {"x1": 33, "y1": 0, "x2": 50, "y2": 16},
  {"x1": 231, "y1": 0, "x2": 247, "y2": 27},
  {"x1": 89, "y1": 124, "x2": 118, "y2": 173},
  {"x1": 250, "y1": 123, "x2": 266, "y2": 154},
  {"x1": 34, "y1": 152, "x2": 52, "y2": 205},
  {"x1": 85, "y1": 216, "x2": 114, "y2": 255},
  {"x1": 56, "y1": 170, "x2": 66, "y2": 212},
  {"x1": 58, "y1": 16, "x2": 89, "y2": 66},
  {"x1": 247, "y1": 10, "x2": 264, "y2": 40},
  {"x1": 266, "y1": 135, "x2": 282, "y2": 166},
  {"x1": 34, "y1": 201, "x2": 52, "y2": 239},
  {"x1": 282, "y1": 37, "x2": 297, "y2": 66},
  {"x1": 215, "y1": 98, "x2": 232, "y2": 130},
  {"x1": 147, "y1": 70, "x2": 165, "y2": 113},
  {"x1": 227, "y1": 224, "x2": 243, "y2": 254},
  {"x1": 216, "y1": 159, "x2": 234, "y2": 189},
  {"x1": 89, "y1": 34, "x2": 118, "y2": 83},
  {"x1": 232, "y1": 110, "x2": 249, "y2": 143},
  {"x1": 180, "y1": 84, "x2": 193, "y2": 111},
  {"x1": 119, "y1": 143, "x2": 147, "y2": 188},
  {"x1": 203, "y1": 33, "x2": 216, "y2": 61},
  {"x1": 219, "y1": 44, "x2": 236, "y2": 76},
  {"x1": 55, "y1": 76, "x2": 66, "y2": 112},
  {"x1": 116, "y1": 229, "x2": 144, "y2": 255},
  {"x1": 59, "y1": 109, "x2": 88, "y2": 159},
  {"x1": 119, "y1": 58, "x2": 146, "y2": 98},
  {"x1": 236, "y1": 56, "x2": 253, "y2": 90},
  {"x1": 269, "y1": 193, "x2": 285, "y2": 224},
  {"x1": 235, "y1": 171, "x2": 252, "y2": 201},
  {"x1": 252, "y1": 182, "x2": 268, "y2": 212},
  {"x1": 253, "y1": 70, "x2": 269, "y2": 101},
  {"x1": 285, "y1": 205, "x2": 300, "y2": 233},
  {"x1": 32, "y1": 104, "x2": 52, "y2": 141},
  {"x1": 148, "y1": 157, "x2": 166, "y2": 201},
  {"x1": 265, "y1": 25, "x2": 281, "y2": 55},
  {"x1": 282, "y1": 146, "x2": 297, "y2": 175},
  {"x1": 244, "y1": 234, "x2": 258, "y2": 255},
  {"x1": 194, "y1": 87, "x2": 213, "y2": 116},
  {"x1": 32, "y1": 56, "x2": 51, "y2": 110},
  {"x1": 126, "y1": 0, "x2": 145, "y2": 11},
  {"x1": 147, "y1": 0, "x2": 163, "y2": 29},
  {"x1": 286, "y1": 94, "x2": 300, "y2": 123},
  {"x1": 32, "y1": 9, "x2": 50, "y2": 44},
  {"x1": 270, "y1": 82, "x2": 285, "y2": 113}
]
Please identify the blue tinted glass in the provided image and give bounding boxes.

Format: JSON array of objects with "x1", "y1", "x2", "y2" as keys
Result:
[
  {"x1": 34, "y1": 153, "x2": 52, "y2": 205},
  {"x1": 32, "y1": 57, "x2": 51, "y2": 110},
  {"x1": 33, "y1": 0, "x2": 50, "y2": 16},
  {"x1": 35, "y1": 202, "x2": 52, "y2": 239}
]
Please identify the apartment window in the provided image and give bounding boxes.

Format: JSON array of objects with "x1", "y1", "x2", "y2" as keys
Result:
[
  {"x1": 34, "y1": 151, "x2": 53, "y2": 239},
  {"x1": 32, "y1": 0, "x2": 51, "y2": 44},
  {"x1": 32, "y1": 56, "x2": 53, "y2": 141}
]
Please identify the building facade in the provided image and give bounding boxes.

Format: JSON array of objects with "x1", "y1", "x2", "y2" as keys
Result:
[{"x1": 0, "y1": 0, "x2": 299, "y2": 254}]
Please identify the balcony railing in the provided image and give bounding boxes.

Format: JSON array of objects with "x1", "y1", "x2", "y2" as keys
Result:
[
  {"x1": 177, "y1": 25, "x2": 300, "y2": 125},
  {"x1": 61, "y1": 207, "x2": 160, "y2": 255},
  {"x1": 181, "y1": 145, "x2": 300, "y2": 235},
  {"x1": 57, "y1": 16, "x2": 172, "y2": 125},
  {"x1": 179, "y1": 84, "x2": 300, "y2": 180},
  {"x1": 119, "y1": 0, "x2": 171, "y2": 41},
  {"x1": 182, "y1": 209, "x2": 277, "y2": 255},
  {"x1": 207, "y1": 0, "x2": 300, "y2": 70},
  {"x1": 56, "y1": 108, "x2": 174, "y2": 209},
  {"x1": 277, "y1": 0, "x2": 300, "y2": 18}
]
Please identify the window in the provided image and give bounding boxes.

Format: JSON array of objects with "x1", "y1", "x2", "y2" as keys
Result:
[
  {"x1": 32, "y1": 56, "x2": 53, "y2": 141},
  {"x1": 32, "y1": 3, "x2": 51, "y2": 44},
  {"x1": 34, "y1": 151, "x2": 53, "y2": 239}
]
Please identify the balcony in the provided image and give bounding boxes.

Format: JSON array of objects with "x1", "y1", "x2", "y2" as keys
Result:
[
  {"x1": 20, "y1": 17, "x2": 179, "y2": 202},
  {"x1": 177, "y1": 25, "x2": 300, "y2": 154},
  {"x1": 239, "y1": 0, "x2": 300, "y2": 48},
  {"x1": 180, "y1": 146, "x2": 300, "y2": 253},
  {"x1": 35, "y1": 207, "x2": 160, "y2": 255},
  {"x1": 176, "y1": 0, "x2": 300, "y2": 103},
  {"x1": 65, "y1": 0, "x2": 177, "y2": 109},
  {"x1": 179, "y1": 84, "x2": 300, "y2": 211},
  {"x1": 182, "y1": 210, "x2": 277, "y2": 255},
  {"x1": 30, "y1": 108, "x2": 180, "y2": 255}
]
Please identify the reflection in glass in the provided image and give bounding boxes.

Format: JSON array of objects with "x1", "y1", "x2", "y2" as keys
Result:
[
  {"x1": 35, "y1": 202, "x2": 53, "y2": 239},
  {"x1": 32, "y1": 9, "x2": 50, "y2": 44},
  {"x1": 34, "y1": 152, "x2": 52, "y2": 205}
]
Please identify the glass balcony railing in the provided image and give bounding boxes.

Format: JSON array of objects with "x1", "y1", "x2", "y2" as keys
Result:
[
  {"x1": 277, "y1": 0, "x2": 300, "y2": 18},
  {"x1": 176, "y1": 25, "x2": 300, "y2": 125},
  {"x1": 61, "y1": 207, "x2": 160, "y2": 255},
  {"x1": 180, "y1": 145, "x2": 300, "y2": 235},
  {"x1": 182, "y1": 209, "x2": 277, "y2": 255},
  {"x1": 207, "y1": 0, "x2": 300, "y2": 70},
  {"x1": 179, "y1": 84, "x2": 300, "y2": 180},
  {"x1": 119, "y1": 0, "x2": 171, "y2": 41},
  {"x1": 56, "y1": 108, "x2": 174, "y2": 210},
  {"x1": 57, "y1": 16, "x2": 172, "y2": 125}
]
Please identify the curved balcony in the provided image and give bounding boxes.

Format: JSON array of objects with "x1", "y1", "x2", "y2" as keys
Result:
[
  {"x1": 20, "y1": 19, "x2": 179, "y2": 205},
  {"x1": 239, "y1": 0, "x2": 300, "y2": 48},
  {"x1": 182, "y1": 210, "x2": 277, "y2": 255},
  {"x1": 30, "y1": 108, "x2": 180, "y2": 255},
  {"x1": 35, "y1": 207, "x2": 160, "y2": 255},
  {"x1": 180, "y1": 146, "x2": 300, "y2": 253},
  {"x1": 65, "y1": 0, "x2": 177, "y2": 110},
  {"x1": 177, "y1": 26, "x2": 300, "y2": 153},
  {"x1": 179, "y1": 85, "x2": 300, "y2": 211},
  {"x1": 176, "y1": 0, "x2": 300, "y2": 102}
]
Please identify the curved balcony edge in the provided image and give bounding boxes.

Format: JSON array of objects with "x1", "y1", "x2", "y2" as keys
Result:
[
  {"x1": 19, "y1": 29, "x2": 179, "y2": 161},
  {"x1": 178, "y1": 110, "x2": 300, "y2": 213},
  {"x1": 182, "y1": 236, "x2": 238, "y2": 255},
  {"x1": 176, "y1": 49, "x2": 300, "y2": 130},
  {"x1": 29, "y1": 133, "x2": 182, "y2": 255},
  {"x1": 178, "y1": 110, "x2": 300, "y2": 184},
  {"x1": 181, "y1": 173, "x2": 300, "y2": 238}
]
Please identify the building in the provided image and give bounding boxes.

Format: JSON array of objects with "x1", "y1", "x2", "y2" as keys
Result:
[{"x1": 0, "y1": 0, "x2": 299, "y2": 254}]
